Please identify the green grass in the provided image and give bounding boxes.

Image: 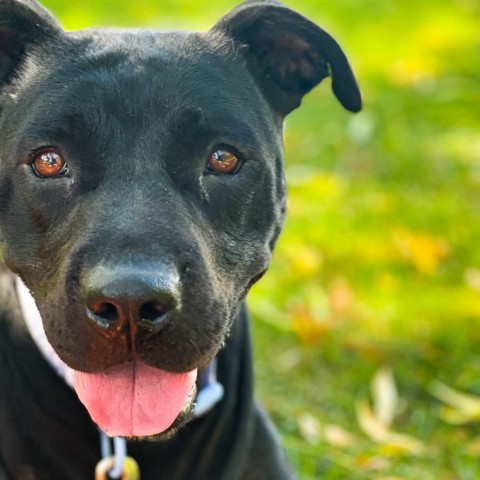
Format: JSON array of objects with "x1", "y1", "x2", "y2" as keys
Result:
[{"x1": 40, "y1": 0, "x2": 480, "y2": 477}]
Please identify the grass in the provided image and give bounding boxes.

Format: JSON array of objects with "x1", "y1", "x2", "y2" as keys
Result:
[{"x1": 39, "y1": 0, "x2": 480, "y2": 477}]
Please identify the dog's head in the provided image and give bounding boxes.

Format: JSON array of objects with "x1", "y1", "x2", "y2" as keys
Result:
[{"x1": 0, "y1": 0, "x2": 360, "y2": 438}]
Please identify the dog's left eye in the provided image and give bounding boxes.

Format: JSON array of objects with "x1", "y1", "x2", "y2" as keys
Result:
[
  {"x1": 31, "y1": 149, "x2": 68, "y2": 178},
  {"x1": 206, "y1": 148, "x2": 241, "y2": 174}
]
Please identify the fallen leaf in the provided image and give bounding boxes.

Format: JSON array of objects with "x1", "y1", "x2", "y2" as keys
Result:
[
  {"x1": 354, "y1": 453, "x2": 391, "y2": 471},
  {"x1": 394, "y1": 229, "x2": 449, "y2": 275},
  {"x1": 356, "y1": 400, "x2": 391, "y2": 443},
  {"x1": 431, "y1": 382, "x2": 480, "y2": 411},
  {"x1": 430, "y1": 381, "x2": 480, "y2": 424},
  {"x1": 371, "y1": 366, "x2": 398, "y2": 427},
  {"x1": 291, "y1": 305, "x2": 331, "y2": 345},
  {"x1": 328, "y1": 277, "x2": 355, "y2": 314},
  {"x1": 439, "y1": 406, "x2": 480, "y2": 425},
  {"x1": 356, "y1": 401, "x2": 424, "y2": 455},
  {"x1": 283, "y1": 243, "x2": 323, "y2": 278},
  {"x1": 298, "y1": 413, "x2": 321, "y2": 445},
  {"x1": 323, "y1": 424, "x2": 357, "y2": 448}
]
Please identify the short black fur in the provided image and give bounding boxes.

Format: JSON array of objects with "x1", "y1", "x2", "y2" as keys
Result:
[{"x1": 0, "y1": 1, "x2": 360, "y2": 478}]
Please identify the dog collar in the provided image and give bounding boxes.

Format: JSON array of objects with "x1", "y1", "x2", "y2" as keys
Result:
[{"x1": 15, "y1": 277, "x2": 224, "y2": 479}]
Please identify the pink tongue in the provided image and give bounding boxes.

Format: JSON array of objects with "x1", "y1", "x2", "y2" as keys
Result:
[{"x1": 74, "y1": 363, "x2": 197, "y2": 437}]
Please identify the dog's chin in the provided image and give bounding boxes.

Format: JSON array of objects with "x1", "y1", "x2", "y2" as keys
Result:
[{"x1": 121, "y1": 383, "x2": 197, "y2": 442}]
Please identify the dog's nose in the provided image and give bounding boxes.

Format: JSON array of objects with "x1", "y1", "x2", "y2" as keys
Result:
[{"x1": 82, "y1": 265, "x2": 180, "y2": 335}]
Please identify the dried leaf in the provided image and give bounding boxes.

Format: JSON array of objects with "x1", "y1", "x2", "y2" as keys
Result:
[
  {"x1": 354, "y1": 453, "x2": 391, "y2": 471},
  {"x1": 439, "y1": 406, "x2": 480, "y2": 425},
  {"x1": 394, "y1": 229, "x2": 449, "y2": 275},
  {"x1": 291, "y1": 305, "x2": 331, "y2": 345},
  {"x1": 298, "y1": 413, "x2": 321, "y2": 445},
  {"x1": 328, "y1": 277, "x2": 355, "y2": 314},
  {"x1": 356, "y1": 400, "x2": 390, "y2": 443},
  {"x1": 431, "y1": 381, "x2": 480, "y2": 424},
  {"x1": 356, "y1": 401, "x2": 424, "y2": 455},
  {"x1": 323, "y1": 424, "x2": 357, "y2": 448},
  {"x1": 371, "y1": 366, "x2": 398, "y2": 427}
]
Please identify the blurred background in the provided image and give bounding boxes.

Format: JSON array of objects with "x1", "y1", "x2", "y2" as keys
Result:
[{"x1": 41, "y1": 1, "x2": 480, "y2": 478}]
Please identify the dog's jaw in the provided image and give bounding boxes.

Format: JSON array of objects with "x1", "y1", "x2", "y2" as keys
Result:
[{"x1": 16, "y1": 276, "x2": 222, "y2": 441}]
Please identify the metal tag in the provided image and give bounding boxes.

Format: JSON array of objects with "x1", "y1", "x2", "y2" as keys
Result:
[{"x1": 95, "y1": 456, "x2": 140, "y2": 480}]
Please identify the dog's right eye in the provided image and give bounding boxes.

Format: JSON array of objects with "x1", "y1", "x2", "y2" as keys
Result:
[{"x1": 31, "y1": 149, "x2": 68, "y2": 178}]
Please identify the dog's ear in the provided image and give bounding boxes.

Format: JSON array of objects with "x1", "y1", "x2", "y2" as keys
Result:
[
  {"x1": 211, "y1": 0, "x2": 361, "y2": 115},
  {"x1": 0, "y1": 0, "x2": 62, "y2": 85}
]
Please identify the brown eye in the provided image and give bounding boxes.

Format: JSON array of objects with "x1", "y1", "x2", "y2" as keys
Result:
[
  {"x1": 31, "y1": 149, "x2": 67, "y2": 178},
  {"x1": 207, "y1": 148, "x2": 240, "y2": 174}
]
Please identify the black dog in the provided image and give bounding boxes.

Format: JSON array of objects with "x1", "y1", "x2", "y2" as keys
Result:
[{"x1": 0, "y1": 0, "x2": 361, "y2": 478}]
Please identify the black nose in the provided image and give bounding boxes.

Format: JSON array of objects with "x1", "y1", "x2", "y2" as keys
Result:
[{"x1": 82, "y1": 264, "x2": 180, "y2": 335}]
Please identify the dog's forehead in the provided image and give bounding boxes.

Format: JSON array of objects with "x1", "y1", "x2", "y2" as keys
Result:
[
  {"x1": 3, "y1": 28, "x2": 277, "y2": 156},
  {"x1": 48, "y1": 29, "x2": 262, "y2": 114}
]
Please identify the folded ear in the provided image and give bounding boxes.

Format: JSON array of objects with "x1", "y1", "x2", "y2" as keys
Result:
[
  {"x1": 0, "y1": 0, "x2": 62, "y2": 85},
  {"x1": 212, "y1": 0, "x2": 361, "y2": 115}
]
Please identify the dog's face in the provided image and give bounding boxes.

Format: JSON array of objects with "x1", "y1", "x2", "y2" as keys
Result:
[
  {"x1": 2, "y1": 28, "x2": 285, "y2": 374},
  {"x1": 0, "y1": 0, "x2": 360, "y2": 437}
]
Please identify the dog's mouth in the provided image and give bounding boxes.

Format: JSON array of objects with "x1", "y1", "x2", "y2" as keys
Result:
[{"x1": 74, "y1": 362, "x2": 198, "y2": 438}]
